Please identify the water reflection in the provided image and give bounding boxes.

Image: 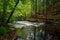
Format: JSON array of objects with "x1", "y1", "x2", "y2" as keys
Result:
[
  {"x1": 17, "y1": 36, "x2": 23, "y2": 40},
  {"x1": 23, "y1": 26, "x2": 53, "y2": 40},
  {"x1": 9, "y1": 21, "x2": 58, "y2": 40},
  {"x1": 36, "y1": 30, "x2": 52, "y2": 40}
]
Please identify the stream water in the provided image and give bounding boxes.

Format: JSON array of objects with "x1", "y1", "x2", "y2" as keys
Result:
[{"x1": 9, "y1": 21, "x2": 58, "y2": 40}]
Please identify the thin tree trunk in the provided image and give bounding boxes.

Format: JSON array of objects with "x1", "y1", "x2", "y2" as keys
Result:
[{"x1": 7, "y1": 1, "x2": 19, "y2": 23}]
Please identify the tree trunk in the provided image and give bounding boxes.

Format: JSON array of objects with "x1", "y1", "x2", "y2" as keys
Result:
[{"x1": 7, "y1": 1, "x2": 19, "y2": 23}]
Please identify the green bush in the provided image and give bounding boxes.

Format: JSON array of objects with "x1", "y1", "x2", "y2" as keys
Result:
[{"x1": 0, "y1": 27, "x2": 7, "y2": 36}]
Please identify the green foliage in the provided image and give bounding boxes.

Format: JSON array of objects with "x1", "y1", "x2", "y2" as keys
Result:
[
  {"x1": 16, "y1": 28, "x2": 27, "y2": 40},
  {"x1": 0, "y1": 27, "x2": 7, "y2": 36},
  {"x1": 20, "y1": 0, "x2": 26, "y2": 4},
  {"x1": 0, "y1": 0, "x2": 60, "y2": 26},
  {"x1": 0, "y1": 25, "x2": 13, "y2": 36},
  {"x1": 0, "y1": 0, "x2": 15, "y2": 23},
  {"x1": 12, "y1": 0, "x2": 32, "y2": 21},
  {"x1": 0, "y1": 0, "x2": 55, "y2": 22}
]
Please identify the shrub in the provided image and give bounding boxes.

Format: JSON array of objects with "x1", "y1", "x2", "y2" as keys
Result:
[{"x1": 0, "y1": 27, "x2": 7, "y2": 36}]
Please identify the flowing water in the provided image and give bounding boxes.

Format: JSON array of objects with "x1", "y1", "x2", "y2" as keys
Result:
[{"x1": 9, "y1": 21, "x2": 58, "y2": 40}]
